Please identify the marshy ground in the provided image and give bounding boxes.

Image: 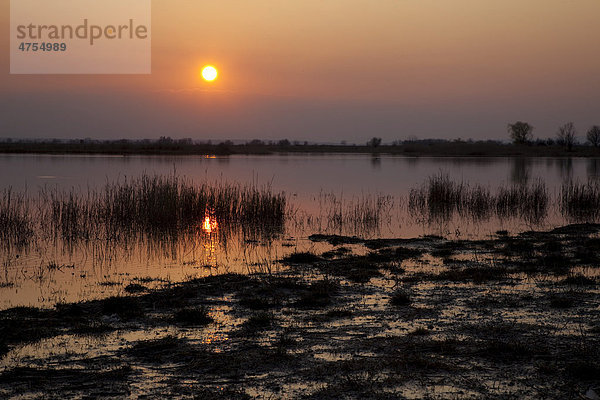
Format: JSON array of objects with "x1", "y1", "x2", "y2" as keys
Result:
[{"x1": 1, "y1": 224, "x2": 599, "y2": 399}]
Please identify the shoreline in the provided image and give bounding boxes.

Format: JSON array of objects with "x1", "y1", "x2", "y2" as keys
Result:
[
  {"x1": 1, "y1": 223, "x2": 599, "y2": 398},
  {"x1": 1, "y1": 141, "x2": 600, "y2": 158}
]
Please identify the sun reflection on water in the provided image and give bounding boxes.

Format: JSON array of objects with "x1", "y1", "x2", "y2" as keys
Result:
[
  {"x1": 202, "y1": 216, "x2": 218, "y2": 234},
  {"x1": 202, "y1": 214, "x2": 219, "y2": 268}
]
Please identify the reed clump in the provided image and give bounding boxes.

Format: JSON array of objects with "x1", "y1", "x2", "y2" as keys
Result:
[
  {"x1": 409, "y1": 174, "x2": 469, "y2": 219},
  {"x1": 317, "y1": 192, "x2": 394, "y2": 235},
  {"x1": 45, "y1": 175, "x2": 286, "y2": 239},
  {"x1": 42, "y1": 188, "x2": 96, "y2": 241},
  {"x1": 14, "y1": 174, "x2": 287, "y2": 243},
  {"x1": 560, "y1": 181, "x2": 600, "y2": 221},
  {"x1": 409, "y1": 174, "x2": 548, "y2": 222},
  {"x1": 496, "y1": 180, "x2": 548, "y2": 222},
  {"x1": 0, "y1": 189, "x2": 33, "y2": 247},
  {"x1": 344, "y1": 194, "x2": 394, "y2": 233},
  {"x1": 96, "y1": 175, "x2": 286, "y2": 234}
]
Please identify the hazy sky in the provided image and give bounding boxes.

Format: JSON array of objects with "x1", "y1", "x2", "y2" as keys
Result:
[{"x1": 2, "y1": 0, "x2": 600, "y2": 143}]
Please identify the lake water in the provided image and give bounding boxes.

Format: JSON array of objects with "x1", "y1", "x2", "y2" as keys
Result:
[{"x1": 1, "y1": 153, "x2": 599, "y2": 308}]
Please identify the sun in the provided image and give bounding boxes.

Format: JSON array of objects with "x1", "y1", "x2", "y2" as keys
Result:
[{"x1": 202, "y1": 66, "x2": 218, "y2": 82}]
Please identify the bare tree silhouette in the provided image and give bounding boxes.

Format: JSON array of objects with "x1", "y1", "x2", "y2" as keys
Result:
[
  {"x1": 587, "y1": 125, "x2": 600, "y2": 148},
  {"x1": 507, "y1": 122, "x2": 533, "y2": 144},
  {"x1": 367, "y1": 137, "x2": 382, "y2": 148},
  {"x1": 557, "y1": 122, "x2": 576, "y2": 151}
]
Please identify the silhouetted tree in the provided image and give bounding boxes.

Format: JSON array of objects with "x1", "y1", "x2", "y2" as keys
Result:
[
  {"x1": 367, "y1": 137, "x2": 382, "y2": 148},
  {"x1": 216, "y1": 142, "x2": 232, "y2": 155},
  {"x1": 507, "y1": 122, "x2": 533, "y2": 144},
  {"x1": 557, "y1": 122, "x2": 576, "y2": 151},
  {"x1": 587, "y1": 125, "x2": 600, "y2": 148},
  {"x1": 278, "y1": 139, "x2": 291, "y2": 147}
]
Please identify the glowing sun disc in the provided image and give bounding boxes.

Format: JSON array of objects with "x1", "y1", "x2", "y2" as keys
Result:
[{"x1": 202, "y1": 66, "x2": 218, "y2": 81}]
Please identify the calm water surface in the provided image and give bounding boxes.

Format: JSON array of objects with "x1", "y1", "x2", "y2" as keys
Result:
[{"x1": 1, "y1": 154, "x2": 599, "y2": 308}]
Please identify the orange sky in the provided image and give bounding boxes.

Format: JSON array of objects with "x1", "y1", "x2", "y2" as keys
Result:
[{"x1": 2, "y1": 0, "x2": 600, "y2": 142}]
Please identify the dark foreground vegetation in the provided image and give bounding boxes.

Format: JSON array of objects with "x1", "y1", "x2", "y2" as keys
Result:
[
  {"x1": 1, "y1": 137, "x2": 600, "y2": 157},
  {"x1": 1, "y1": 224, "x2": 599, "y2": 398}
]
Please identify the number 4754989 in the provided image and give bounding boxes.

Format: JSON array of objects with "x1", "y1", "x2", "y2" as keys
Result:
[{"x1": 18, "y1": 43, "x2": 67, "y2": 52}]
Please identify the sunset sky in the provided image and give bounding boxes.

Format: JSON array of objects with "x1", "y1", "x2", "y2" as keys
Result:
[{"x1": 2, "y1": 0, "x2": 600, "y2": 143}]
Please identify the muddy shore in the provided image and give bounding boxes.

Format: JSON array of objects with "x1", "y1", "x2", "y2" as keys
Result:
[{"x1": 1, "y1": 224, "x2": 599, "y2": 399}]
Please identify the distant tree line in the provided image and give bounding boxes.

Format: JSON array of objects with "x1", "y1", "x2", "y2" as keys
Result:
[
  {"x1": 508, "y1": 121, "x2": 600, "y2": 150},
  {"x1": 1, "y1": 125, "x2": 600, "y2": 157}
]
